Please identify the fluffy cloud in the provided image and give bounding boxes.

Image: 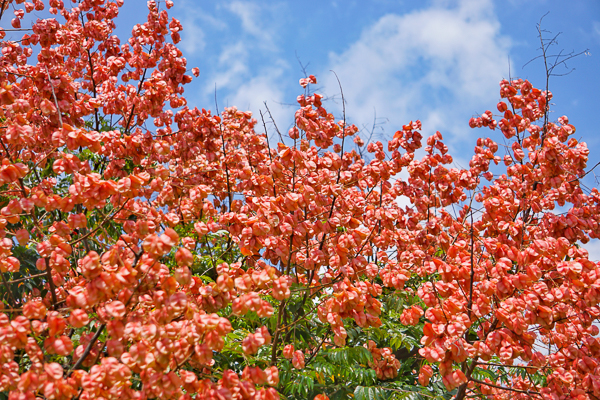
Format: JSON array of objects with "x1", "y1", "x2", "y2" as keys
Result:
[
  {"x1": 175, "y1": 1, "x2": 227, "y2": 56},
  {"x1": 179, "y1": 19, "x2": 206, "y2": 56},
  {"x1": 168, "y1": 0, "x2": 291, "y2": 132},
  {"x1": 223, "y1": 62, "x2": 290, "y2": 131},
  {"x1": 320, "y1": 0, "x2": 512, "y2": 152},
  {"x1": 225, "y1": 1, "x2": 275, "y2": 48}
]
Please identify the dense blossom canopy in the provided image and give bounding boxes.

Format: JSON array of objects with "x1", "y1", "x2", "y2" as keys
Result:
[{"x1": 0, "y1": 1, "x2": 599, "y2": 399}]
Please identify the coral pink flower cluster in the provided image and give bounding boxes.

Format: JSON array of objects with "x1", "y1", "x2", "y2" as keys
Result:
[{"x1": 1, "y1": 0, "x2": 600, "y2": 399}]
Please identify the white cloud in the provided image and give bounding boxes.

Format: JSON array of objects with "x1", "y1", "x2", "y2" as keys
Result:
[
  {"x1": 320, "y1": 0, "x2": 512, "y2": 154},
  {"x1": 227, "y1": 65, "x2": 290, "y2": 130},
  {"x1": 225, "y1": 1, "x2": 276, "y2": 49},
  {"x1": 206, "y1": 41, "x2": 250, "y2": 94},
  {"x1": 191, "y1": 2, "x2": 290, "y2": 132},
  {"x1": 202, "y1": 40, "x2": 290, "y2": 129},
  {"x1": 174, "y1": 1, "x2": 227, "y2": 57},
  {"x1": 179, "y1": 18, "x2": 206, "y2": 55}
]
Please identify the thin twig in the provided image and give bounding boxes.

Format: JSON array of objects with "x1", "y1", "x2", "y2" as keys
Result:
[
  {"x1": 0, "y1": 272, "x2": 17, "y2": 309},
  {"x1": 568, "y1": 160, "x2": 600, "y2": 183},
  {"x1": 259, "y1": 110, "x2": 277, "y2": 197},
  {"x1": 70, "y1": 199, "x2": 130, "y2": 246},
  {"x1": 305, "y1": 327, "x2": 331, "y2": 366},
  {"x1": 214, "y1": 85, "x2": 233, "y2": 212},
  {"x1": 122, "y1": 48, "x2": 152, "y2": 135},
  {"x1": 44, "y1": 65, "x2": 63, "y2": 127},
  {"x1": 6, "y1": 272, "x2": 46, "y2": 284},
  {"x1": 264, "y1": 102, "x2": 284, "y2": 144},
  {"x1": 469, "y1": 378, "x2": 541, "y2": 397}
]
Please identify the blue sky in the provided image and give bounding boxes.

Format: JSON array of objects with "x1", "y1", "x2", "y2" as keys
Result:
[{"x1": 148, "y1": 0, "x2": 600, "y2": 165}]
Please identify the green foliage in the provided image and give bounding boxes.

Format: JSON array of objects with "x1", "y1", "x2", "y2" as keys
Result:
[
  {"x1": 326, "y1": 346, "x2": 373, "y2": 366},
  {"x1": 0, "y1": 245, "x2": 46, "y2": 307},
  {"x1": 283, "y1": 346, "x2": 378, "y2": 399},
  {"x1": 354, "y1": 382, "x2": 455, "y2": 400},
  {"x1": 281, "y1": 367, "x2": 317, "y2": 399},
  {"x1": 354, "y1": 386, "x2": 391, "y2": 400}
]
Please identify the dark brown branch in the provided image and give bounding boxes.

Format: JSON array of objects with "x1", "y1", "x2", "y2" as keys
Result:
[
  {"x1": 270, "y1": 299, "x2": 287, "y2": 365},
  {"x1": 305, "y1": 327, "x2": 331, "y2": 366},
  {"x1": 0, "y1": 0, "x2": 8, "y2": 21},
  {"x1": 568, "y1": 160, "x2": 600, "y2": 184},
  {"x1": 44, "y1": 258, "x2": 58, "y2": 310},
  {"x1": 123, "y1": 52, "x2": 151, "y2": 135},
  {"x1": 467, "y1": 211, "x2": 475, "y2": 322},
  {"x1": 259, "y1": 110, "x2": 277, "y2": 197},
  {"x1": 67, "y1": 324, "x2": 105, "y2": 375},
  {"x1": 455, "y1": 358, "x2": 480, "y2": 400}
]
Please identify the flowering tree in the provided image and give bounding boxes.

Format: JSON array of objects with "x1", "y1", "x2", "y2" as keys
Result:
[{"x1": 1, "y1": 1, "x2": 599, "y2": 399}]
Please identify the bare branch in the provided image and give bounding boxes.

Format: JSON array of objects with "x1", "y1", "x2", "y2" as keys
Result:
[
  {"x1": 469, "y1": 378, "x2": 542, "y2": 397},
  {"x1": 45, "y1": 65, "x2": 64, "y2": 127},
  {"x1": 264, "y1": 102, "x2": 284, "y2": 144}
]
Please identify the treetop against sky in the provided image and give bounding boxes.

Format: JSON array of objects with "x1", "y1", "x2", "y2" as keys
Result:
[{"x1": 124, "y1": 0, "x2": 600, "y2": 254}]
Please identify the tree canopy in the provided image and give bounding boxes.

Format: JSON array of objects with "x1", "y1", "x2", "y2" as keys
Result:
[{"x1": 0, "y1": 1, "x2": 599, "y2": 399}]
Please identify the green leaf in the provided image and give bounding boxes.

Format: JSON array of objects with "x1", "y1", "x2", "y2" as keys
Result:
[
  {"x1": 354, "y1": 386, "x2": 390, "y2": 400},
  {"x1": 471, "y1": 366, "x2": 498, "y2": 381}
]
